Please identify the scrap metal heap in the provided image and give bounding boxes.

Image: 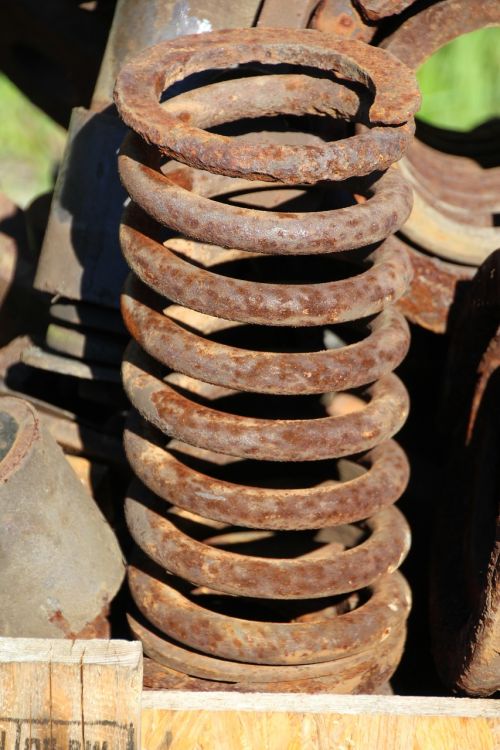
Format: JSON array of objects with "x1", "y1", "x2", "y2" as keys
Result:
[
  {"x1": 113, "y1": 28, "x2": 420, "y2": 692},
  {"x1": 314, "y1": 0, "x2": 500, "y2": 333}
]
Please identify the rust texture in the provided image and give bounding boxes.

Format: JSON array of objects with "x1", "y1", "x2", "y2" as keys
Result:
[
  {"x1": 115, "y1": 30, "x2": 419, "y2": 691},
  {"x1": 314, "y1": 0, "x2": 500, "y2": 332},
  {"x1": 382, "y1": 0, "x2": 500, "y2": 332},
  {"x1": 310, "y1": 0, "x2": 376, "y2": 42},
  {"x1": 355, "y1": 0, "x2": 417, "y2": 21}
]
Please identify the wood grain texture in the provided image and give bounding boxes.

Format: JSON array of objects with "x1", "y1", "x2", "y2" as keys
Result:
[
  {"x1": 141, "y1": 692, "x2": 500, "y2": 750},
  {"x1": 0, "y1": 638, "x2": 498, "y2": 750},
  {"x1": 0, "y1": 638, "x2": 142, "y2": 750}
]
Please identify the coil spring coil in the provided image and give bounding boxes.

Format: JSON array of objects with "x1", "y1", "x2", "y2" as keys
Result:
[{"x1": 115, "y1": 29, "x2": 420, "y2": 693}]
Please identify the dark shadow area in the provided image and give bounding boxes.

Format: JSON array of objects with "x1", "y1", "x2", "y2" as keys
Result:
[{"x1": 0, "y1": 0, "x2": 116, "y2": 126}]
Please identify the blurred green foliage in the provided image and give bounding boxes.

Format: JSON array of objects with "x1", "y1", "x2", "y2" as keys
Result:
[
  {"x1": 0, "y1": 73, "x2": 65, "y2": 208},
  {"x1": 417, "y1": 27, "x2": 500, "y2": 131}
]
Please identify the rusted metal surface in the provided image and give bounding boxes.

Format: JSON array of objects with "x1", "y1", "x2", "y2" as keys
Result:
[
  {"x1": 0, "y1": 396, "x2": 125, "y2": 638},
  {"x1": 133, "y1": 616, "x2": 406, "y2": 693},
  {"x1": 310, "y1": 0, "x2": 376, "y2": 42},
  {"x1": 381, "y1": 0, "x2": 500, "y2": 331},
  {"x1": 257, "y1": 0, "x2": 320, "y2": 29},
  {"x1": 123, "y1": 345, "x2": 409, "y2": 462},
  {"x1": 120, "y1": 134, "x2": 413, "y2": 253},
  {"x1": 125, "y1": 480, "x2": 410, "y2": 599},
  {"x1": 129, "y1": 565, "x2": 410, "y2": 665},
  {"x1": 114, "y1": 29, "x2": 420, "y2": 184},
  {"x1": 125, "y1": 416, "x2": 409, "y2": 530},
  {"x1": 142, "y1": 657, "x2": 394, "y2": 693},
  {"x1": 395, "y1": 237, "x2": 475, "y2": 335},
  {"x1": 115, "y1": 30, "x2": 418, "y2": 690},
  {"x1": 355, "y1": 0, "x2": 417, "y2": 21},
  {"x1": 430, "y1": 251, "x2": 500, "y2": 697}
]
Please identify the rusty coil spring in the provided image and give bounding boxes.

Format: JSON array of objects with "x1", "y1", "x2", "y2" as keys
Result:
[{"x1": 114, "y1": 28, "x2": 420, "y2": 692}]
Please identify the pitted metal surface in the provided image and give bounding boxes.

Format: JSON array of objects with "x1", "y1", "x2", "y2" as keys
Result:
[
  {"x1": 115, "y1": 29, "x2": 418, "y2": 691},
  {"x1": 114, "y1": 29, "x2": 420, "y2": 183},
  {"x1": 129, "y1": 565, "x2": 411, "y2": 665}
]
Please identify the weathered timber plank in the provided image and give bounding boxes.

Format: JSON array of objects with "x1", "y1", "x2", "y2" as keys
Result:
[
  {"x1": 0, "y1": 637, "x2": 498, "y2": 750},
  {"x1": 0, "y1": 638, "x2": 142, "y2": 750},
  {"x1": 141, "y1": 691, "x2": 500, "y2": 750}
]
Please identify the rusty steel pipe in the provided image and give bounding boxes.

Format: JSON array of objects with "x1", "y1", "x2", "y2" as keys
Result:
[{"x1": 115, "y1": 29, "x2": 418, "y2": 691}]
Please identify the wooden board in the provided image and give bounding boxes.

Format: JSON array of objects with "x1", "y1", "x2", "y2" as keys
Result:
[
  {"x1": 142, "y1": 691, "x2": 500, "y2": 750},
  {"x1": 0, "y1": 638, "x2": 142, "y2": 750},
  {"x1": 0, "y1": 637, "x2": 498, "y2": 750}
]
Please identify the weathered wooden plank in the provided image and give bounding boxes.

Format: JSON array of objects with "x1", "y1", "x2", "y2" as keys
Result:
[
  {"x1": 0, "y1": 637, "x2": 498, "y2": 750},
  {"x1": 0, "y1": 638, "x2": 142, "y2": 750},
  {"x1": 141, "y1": 691, "x2": 500, "y2": 750}
]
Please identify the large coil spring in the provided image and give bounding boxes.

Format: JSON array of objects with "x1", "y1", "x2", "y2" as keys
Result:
[{"x1": 115, "y1": 29, "x2": 420, "y2": 693}]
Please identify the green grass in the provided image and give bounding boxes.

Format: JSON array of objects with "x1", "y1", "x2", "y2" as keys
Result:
[
  {"x1": 417, "y1": 27, "x2": 500, "y2": 131},
  {"x1": 0, "y1": 73, "x2": 66, "y2": 208}
]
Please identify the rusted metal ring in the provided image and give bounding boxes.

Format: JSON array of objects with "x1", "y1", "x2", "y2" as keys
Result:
[
  {"x1": 383, "y1": 0, "x2": 500, "y2": 266},
  {"x1": 141, "y1": 655, "x2": 397, "y2": 693},
  {"x1": 383, "y1": 0, "x2": 500, "y2": 71},
  {"x1": 125, "y1": 481, "x2": 410, "y2": 599},
  {"x1": 120, "y1": 133, "x2": 413, "y2": 255},
  {"x1": 122, "y1": 275, "x2": 410, "y2": 395},
  {"x1": 121, "y1": 203, "x2": 413, "y2": 326},
  {"x1": 128, "y1": 611, "x2": 406, "y2": 684},
  {"x1": 397, "y1": 160, "x2": 500, "y2": 266},
  {"x1": 129, "y1": 565, "x2": 411, "y2": 665},
  {"x1": 123, "y1": 342, "x2": 410, "y2": 461},
  {"x1": 0, "y1": 397, "x2": 40, "y2": 483},
  {"x1": 124, "y1": 414, "x2": 409, "y2": 530},
  {"x1": 114, "y1": 28, "x2": 420, "y2": 183},
  {"x1": 157, "y1": 73, "x2": 415, "y2": 173}
]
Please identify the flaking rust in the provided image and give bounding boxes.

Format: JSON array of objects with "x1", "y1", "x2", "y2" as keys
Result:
[{"x1": 114, "y1": 29, "x2": 419, "y2": 692}]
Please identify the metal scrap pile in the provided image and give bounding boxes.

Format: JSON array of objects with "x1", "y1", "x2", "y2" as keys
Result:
[{"x1": 0, "y1": 0, "x2": 498, "y2": 697}]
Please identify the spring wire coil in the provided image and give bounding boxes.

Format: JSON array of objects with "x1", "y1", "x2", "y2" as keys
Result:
[{"x1": 115, "y1": 29, "x2": 421, "y2": 692}]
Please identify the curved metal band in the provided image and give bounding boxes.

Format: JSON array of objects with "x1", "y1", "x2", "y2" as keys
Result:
[
  {"x1": 157, "y1": 73, "x2": 415, "y2": 182},
  {"x1": 384, "y1": 0, "x2": 500, "y2": 266},
  {"x1": 122, "y1": 275, "x2": 410, "y2": 395},
  {"x1": 119, "y1": 134, "x2": 413, "y2": 255},
  {"x1": 125, "y1": 414, "x2": 409, "y2": 530},
  {"x1": 122, "y1": 341, "x2": 409, "y2": 462},
  {"x1": 121, "y1": 207, "x2": 413, "y2": 326},
  {"x1": 129, "y1": 612, "x2": 406, "y2": 684},
  {"x1": 129, "y1": 565, "x2": 411, "y2": 665},
  {"x1": 125, "y1": 483, "x2": 411, "y2": 599},
  {"x1": 114, "y1": 28, "x2": 420, "y2": 183}
]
